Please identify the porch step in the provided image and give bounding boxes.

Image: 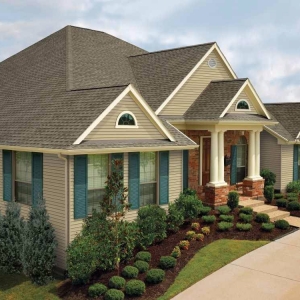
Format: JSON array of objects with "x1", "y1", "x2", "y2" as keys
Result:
[
  {"x1": 240, "y1": 199, "x2": 265, "y2": 208},
  {"x1": 282, "y1": 216, "x2": 300, "y2": 228},
  {"x1": 268, "y1": 210, "x2": 290, "y2": 222},
  {"x1": 253, "y1": 205, "x2": 278, "y2": 214}
]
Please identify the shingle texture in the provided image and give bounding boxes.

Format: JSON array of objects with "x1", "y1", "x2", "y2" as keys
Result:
[{"x1": 129, "y1": 43, "x2": 214, "y2": 111}]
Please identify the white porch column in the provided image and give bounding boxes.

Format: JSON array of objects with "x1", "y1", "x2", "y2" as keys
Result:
[
  {"x1": 210, "y1": 131, "x2": 219, "y2": 184},
  {"x1": 247, "y1": 130, "x2": 255, "y2": 179},
  {"x1": 255, "y1": 130, "x2": 262, "y2": 177},
  {"x1": 218, "y1": 131, "x2": 226, "y2": 183}
]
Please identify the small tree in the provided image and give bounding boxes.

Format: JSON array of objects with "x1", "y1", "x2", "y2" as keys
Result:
[
  {"x1": 227, "y1": 191, "x2": 239, "y2": 211},
  {"x1": 22, "y1": 199, "x2": 57, "y2": 285},
  {"x1": 0, "y1": 202, "x2": 24, "y2": 273},
  {"x1": 264, "y1": 185, "x2": 274, "y2": 204},
  {"x1": 260, "y1": 169, "x2": 276, "y2": 186}
]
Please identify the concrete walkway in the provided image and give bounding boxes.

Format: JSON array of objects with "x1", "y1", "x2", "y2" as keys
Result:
[{"x1": 172, "y1": 230, "x2": 300, "y2": 300}]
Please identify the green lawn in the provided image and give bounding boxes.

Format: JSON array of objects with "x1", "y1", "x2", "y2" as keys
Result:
[
  {"x1": 0, "y1": 272, "x2": 60, "y2": 300},
  {"x1": 159, "y1": 239, "x2": 269, "y2": 300}
]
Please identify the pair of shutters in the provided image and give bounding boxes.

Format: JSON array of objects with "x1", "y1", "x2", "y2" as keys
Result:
[
  {"x1": 3, "y1": 150, "x2": 43, "y2": 205},
  {"x1": 293, "y1": 145, "x2": 299, "y2": 181},
  {"x1": 74, "y1": 153, "x2": 124, "y2": 219},
  {"x1": 128, "y1": 151, "x2": 169, "y2": 210}
]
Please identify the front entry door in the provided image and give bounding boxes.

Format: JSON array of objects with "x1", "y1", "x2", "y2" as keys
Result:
[
  {"x1": 236, "y1": 140, "x2": 247, "y2": 182},
  {"x1": 202, "y1": 137, "x2": 211, "y2": 186}
]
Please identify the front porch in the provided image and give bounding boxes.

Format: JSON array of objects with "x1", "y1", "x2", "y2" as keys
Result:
[{"x1": 183, "y1": 125, "x2": 265, "y2": 206}]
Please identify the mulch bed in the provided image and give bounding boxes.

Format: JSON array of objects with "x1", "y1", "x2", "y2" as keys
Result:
[
  {"x1": 58, "y1": 209, "x2": 296, "y2": 300},
  {"x1": 270, "y1": 200, "x2": 300, "y2": 217}
]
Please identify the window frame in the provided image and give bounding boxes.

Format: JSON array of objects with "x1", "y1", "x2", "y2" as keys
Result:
[
  {"x1": 235, "y1": 99, "x2": 250, "y2": 111},
  {"x1": 115, "y1": 111, "x2": 138, "y2": 128}
]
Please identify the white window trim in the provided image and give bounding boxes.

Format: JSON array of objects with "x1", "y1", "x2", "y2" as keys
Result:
[
  {"x1": 115, "y1": 111, "x2": 138, "y2": 128},
  {"x1": 235, "y1": 99, "x2": 251, "y2": 112}
]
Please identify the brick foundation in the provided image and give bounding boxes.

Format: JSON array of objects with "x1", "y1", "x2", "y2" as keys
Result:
[
  {"x1": 242, "y1": 178, "x2": 265, "y2": 197},
  {"x1": 204, "y1": 185, "x2": 229, "y2": 207}
]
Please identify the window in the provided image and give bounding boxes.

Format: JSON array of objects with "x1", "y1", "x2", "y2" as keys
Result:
[
  {"x1": 236, "y1": 100, "x2": 250, "y2": 110},
  {"x1": 140, "y1": 152, "x2": 156, "y2": 206},
  {"x1": 15, "y1": 152, "x2": 32, "y2": 205},
  {"x1": 87, "y1": 154, "x2": 109, "y2": 214},
  {"x1": 116, "y1": 111, "x2": 138, "y2": 128}
]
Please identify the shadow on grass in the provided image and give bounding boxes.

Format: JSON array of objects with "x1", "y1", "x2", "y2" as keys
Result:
[{"x1": 0, "y1": 272, "x2": 28, "y2": 291}]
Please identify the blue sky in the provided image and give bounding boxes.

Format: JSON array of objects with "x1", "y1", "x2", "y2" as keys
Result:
[{"x1": 1, "y1": 0, "x2": 300, "y2": 103}]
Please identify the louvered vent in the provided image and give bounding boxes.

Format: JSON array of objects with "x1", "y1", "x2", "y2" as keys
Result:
[{"x1": 208, "y1": 58, "x2": 217, "y2": 68}]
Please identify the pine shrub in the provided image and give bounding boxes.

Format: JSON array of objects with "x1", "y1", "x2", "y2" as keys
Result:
[
  {"x1": 125, "y1": 280, "x2": 145, "y2": 297},
  {"x1": 239, "y1": 213, "x2": 253, "y2": 223},
  {"x1": 219, "y1": 215, "x2": 234, "y2": 222},
  {"x1": 201, "y1": 215, "x2": 216, "y2": 224},
  {"x1": 236, "y1": 223, "x2": 252, "y2": 231},
  {"x1": 264, "y1": 185, "x2": 274, "y2": 204},
  {"x1": 216, "y1": 205, "x2": 231, "y2": 215},
  {"x1": 227, "y1": 191, "x2": 239, "y2": 210},
  {"x1": 217, "y1": 221, "x2": 233, "y2": 231},
  {"x1": 22, "y1": 201, "x2": 57, "y2": 285},
  {"x1": 239, "y1": 207, "x2": 253, "y2": 215},
  {"x1": 89, "y1": 283, "x2": 108, "y2": 298}
]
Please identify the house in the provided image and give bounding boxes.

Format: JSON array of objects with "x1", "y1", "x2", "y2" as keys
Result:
[
  {"x1": 0, "y1": 25, "x2": 290, "y2": 270},
  {"x1": 260, "y1": 103, "x2": 300, "y2": 191}
]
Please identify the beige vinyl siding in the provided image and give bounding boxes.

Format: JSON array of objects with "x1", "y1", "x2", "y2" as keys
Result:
[
  {"x1": 169, "y1": 150, "x2": 182, "y2": 201},
  {"x1": 280, "y1": 145, "x2": 293, "y2": 191},
  {"x1": 86, "y1": 94, "x2": 166, "y2": 141},
  {"x1": 160, "y1": 49, "x2": 234, "y2": 115},
  {"x1": 260, "y1": 131, "x2": 281, "y2": 190},
  {"x1": 227, "y1": 91, "x2": 257, "y2": 114}
]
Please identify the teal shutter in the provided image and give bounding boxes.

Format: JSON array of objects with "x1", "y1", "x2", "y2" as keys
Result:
[
  {"x1": 32, "y1": 152, "x2": 43, "y2": 206},
  {"x1": 74, "y1": 155, "x2": 87, "y2": 219},
  {"x1": 128, "y1": 152, "x2": 140, "y2": 209},
  {"x1": 230, "y1": 145, "x2": 237, "y2": 185},
  {"x1": 3, "y1": 150, "x2": 12, "y2": 202},
  {"x1": 159, "y1": 151, "x2": 169, "y2": 205},
  {"x1": 293, "y1": 145, "x2": 299, "y2": 181},
  {"x1": 183, "y1": 150, "x2": 189, "y2": 190}
]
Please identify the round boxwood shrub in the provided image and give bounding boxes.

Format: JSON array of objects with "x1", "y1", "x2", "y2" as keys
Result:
[
  {"x1": 201, "y1": 215, "x2": 216, "y2": 224},
  {"x1": 121, "y1": 266, "x2": 139, "y2": 279},
  {"x1": 199, "y1": 206, "x2": 211, "y2": 216},
  {"x1": 219, "y1": 214, "x2": 234, "y2": 222},
  {"x1": 88, "y1": 283, "x2": 108, "y2": 298},
  {"x1": 133, "y1": 260, "x2": 149, "y2": 273},
  {"x1": 255, "y1": 213, "x2": 270, "y2": 223},
  {"x1": 227, "y1": 191, "x2": 239, "y2": 210},
  {"x1": 274, "y1": 219, "x2": 290, "y2": 230},
  {"x1": 145, "y1": 269, "x2": 165, "y2": 284},
  {"x1": 108, "y1": 276, "x2": 126, "y2": 289},
  {"x1": 287, "y1": 201, "x2": 300, "y2": 211},
  {"x1": 125, "y1": 280, "x2": 145, "y2": 297},
  {"x1": 261, "y1": 222, "x2": 275, "y2": 232},
  {"x1": 217, "y1": 221, "x2": 233, "y2": 231},
  {"x1": 135, "y1": 251, "x2": 151, "y2": 263},
  {"x1": 239, "y1": 207, "x2": 253, "y2": 215},
  {"x1": 239, "y1": 213, "x2": 253, "y2": 223},
  {"x1": 276, "y1": 199, "x2": 287, "y2": 208},
  {"x1": 236, "y1": 223, "x2": 252, "y2": 231},
  {"x1": 104, "y1": 289, "x2": 125, "y2": 300},
  {"x1": 159, "y1": 256, "x2": 177, "y2": 270},
  {"x1": 216, "y1": 205, "x2": 231, "y2": 215}
]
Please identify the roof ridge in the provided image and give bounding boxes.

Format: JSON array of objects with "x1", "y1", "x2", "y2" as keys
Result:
[
  {"x1": 264, "y1": 102, "x2": 300, "y2": 105},
  {"x1": 128, "y1": 42, "x2": 216, "y2": 58},
  {"x1": 211, "y1": 78, "x2": 248, "y2": 83}
]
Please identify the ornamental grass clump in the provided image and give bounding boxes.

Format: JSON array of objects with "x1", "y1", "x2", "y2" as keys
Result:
[
  {"x1": 236, "y1": 223, "x2": 252, "y2": 231},
  {"x1": 145, "y1": 269, "x2": 165, "y2": 284},
  {"x1": 88, "y1": 283, "x2": 108, "y2": 298},
  {"x1": 159, "y1": 256, "x2": 177, "y2": 269},
  {"x1": 261, "y1": 223, "x2": 275, "y2": 232},
  {"x1": 191, "y1": 222, "x2": 200, "y2": 231},
  {"x1": 195, "y1": 233, "x2": 204, "y2": 241},
  {"x1": 185, "y1": 230, "x2": 196, "y2": 241},
  {"x1": 201, "y1": 215, "x2": 216, "y2": 224},
  {"x1": 108, "y1": 276, "x2": 126, "y2": 289},
  {"x1": 227, "y1": 191, "x2": 239, "y2": 210},
  {"x1": 201, "y1": 226, "x2": 210, "y2": 235},
  {"x1": 171, "y1": 246, "x2": 181, "y2": 258},
  {"x1": 125, "y1": 280, "x2": 145, "y2": 297},
  {"x1": 178, "y1": 240, "x2": 190, "y2": 250},
  {"x1": 133, "y1": 260, "x2": 149, "y2": 273},
  {"x1": 121, "y1": 266, "x2": 139, "y2": 279}
]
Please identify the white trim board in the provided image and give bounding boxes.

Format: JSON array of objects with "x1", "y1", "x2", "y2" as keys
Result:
[{"x1": 73, "y1": 84, "x2": 176, "y2": 145}]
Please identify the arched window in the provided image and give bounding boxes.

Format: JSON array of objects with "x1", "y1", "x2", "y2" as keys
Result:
[
  {"x1": 115, "y1": 111, "x2": 138, "y2": 128},
  {"x1": 236, "y1": 99, "x2": 250, "y2": 111}
]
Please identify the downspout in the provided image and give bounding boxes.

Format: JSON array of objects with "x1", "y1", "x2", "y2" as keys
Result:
[{"x1": 57, "y1": 153, "x2": 70, "y2": 249}]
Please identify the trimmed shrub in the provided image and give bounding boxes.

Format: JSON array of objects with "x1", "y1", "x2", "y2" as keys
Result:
[
  {"x1": 239, "y1": 213, "x2": 253, "y2": 223},
  {"x1": 22, "y1": 201, "x2": 57, "y2": 285},
  {"x1": 108, "y1": 276, "x2": 126, "y2": 289},
  {"x1": 219, "y1": 215, "x2": 234, "y2": 222},
  {"x1": 145, "y1": 269, "x2": 165, "y2": 284},
  {"x1": 218, "y1": 221, "x2": 233, "y2": 231},
  {"x1": 185, "y1": 231, "x2": 196, "y2": 241},
  {"x1": 201, "y1": 215, "x2": 216, "y2": 224},
  {"x1": 125, "y1": 280, "x2": 145, "y2": 297},
  {"x1": 236, "y1": 223, "x2": 252, "y2": 231},
  {"x1": 286, "y1": 181, "x2": 300, "y2": 193},
  {"x1": 89, "y1": 283, "x2": 108, "y2": 298},
  {"x1": 183, "y1": 188, "x2": 197, "y2": 196},
  {"x1": 178, "y1": 240, "x2": 190, "y2": 250},
  {"x1": 239, "y1": 207, "x2": 253, "y2": 215},
  {"x1": 261, "y1": 168, "x2": 276, "y2": 186},
  {"x1": 195, "y1": 233, "x2": 204, "y2": 241},
  {"x1": 255, "y1": 213, "x2": 270, "y2": 223},
  {"x1": 104, "y1": 289, "x2": 125, "y2": 300},
  {"x1": 137, "y1": 205, "x2": 167, "y2": 248},
  {"x1": 171, "y1": 246, "x2": 181, "y2": 258},
  {"x1": 287, "y1": 196, "x2": 298, "y2": 202},
  {"x1": 174, "y1": 193, "x2": 203, "y2": 221},
  {"x1": 191, "y1": 222, "x2": 200, "y2": 231},
  {"x1": 133, "y1": 260, "x2": 149, "y2": 273},
  {"x1": 261, "y1": 223, "x2": 275, "y2": 232},
  {"x1": 276, "y1": 199, "x2": 287, "y2": 208},
  {"x1": 135, "y1": 251, "x2": 151, "y2": 263},
  {"x1": 287, "y1": 192, "x2": 299, "y2": 199},
  {"x1": 159, "y1": 256, "x2": 177, "y2": 269},
  {"x1": 216, "y1": 205, "x2": 231, "y2": 215},
  {"x1": 274, "y1": 193, "x2": 284, "y2": 199},
  {"x1": 274, "y1": 219, "x2": 290, "y2": 230},
  {"x1": 201, "y1": 226, "x2": 210, "y2": 235},
  {"x1": 287, "y1": 201, "x2": 300, "y2": 211},
  {"x1": 166, "y1": 203, "x2": 184, "y2": 233},
  {"x1": 264, "y1": 185, "x2": 274, "y2": 204},
  {"x1": 0, "y1": 202, "x2": 24, "y2": 274},
  {"x1": 227, "y1": 191, "x2": 239, "y2": 210},
  {"x1": 199, "y1": 206, "x2": 211, "y2": 216},
  {"x1": 121, "y1": 266, "x2": 139, "y2": 279}
]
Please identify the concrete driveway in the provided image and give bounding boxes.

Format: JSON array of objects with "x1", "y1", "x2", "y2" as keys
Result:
[{"x1": 173, "y1": 230, "x2": 300, "y2": 300}]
